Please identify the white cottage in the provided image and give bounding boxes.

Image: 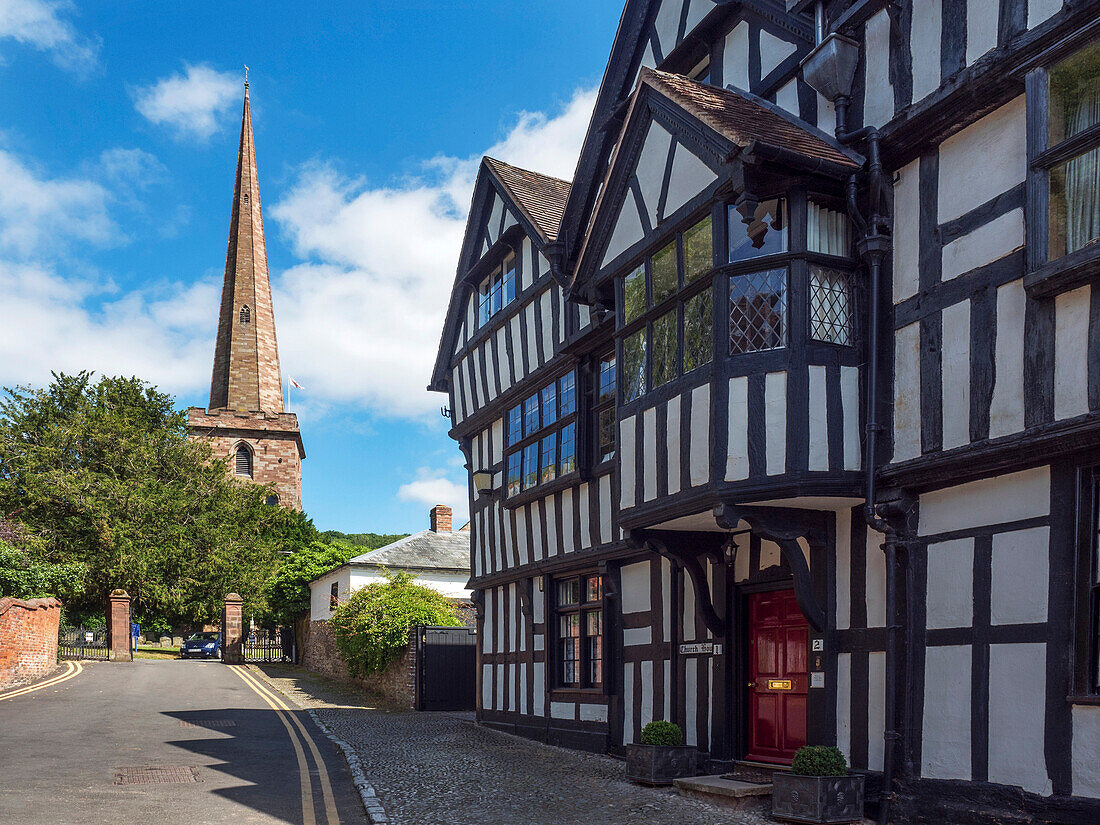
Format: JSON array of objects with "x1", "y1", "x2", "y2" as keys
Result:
[{"x1": 308, "y1": 505, "x2": 472, "y2": 621}]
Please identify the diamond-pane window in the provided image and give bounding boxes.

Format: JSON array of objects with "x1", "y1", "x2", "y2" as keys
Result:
[
  {"x1": 683, "y1": 288, "x2": 713, "y2": 372},
  {"x1": 623, "y1": 330, "x2": 646, "y2": 401},
  {"x1": 809, "y1": 266, "x2": 854, "y2": 345},
  {"x1": 651, "y1": 310, "x2": 678, "y2": 387},
  {"x1": 729, "y1": 268, "x2": 787, "y2": 354}
]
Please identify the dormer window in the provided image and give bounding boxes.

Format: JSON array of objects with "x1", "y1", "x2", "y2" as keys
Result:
[
  {"x1": 477, "y1": 252, "x2": 516, "y2": 327},
  {"x1": 240, "y1": 305, "x2": 251, "y2": 324}
]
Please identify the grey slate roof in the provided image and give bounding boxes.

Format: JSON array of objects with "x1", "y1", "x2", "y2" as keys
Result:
[{"x1": 348, "y1": 528, "x2": 470, "y2": 572}]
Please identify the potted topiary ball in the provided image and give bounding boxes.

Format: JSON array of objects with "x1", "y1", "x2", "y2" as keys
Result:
[
  {"x1": 772, "y1": 745, "x2": 864, "y2": 824},
  {"x1": 625, "y1": 720, "x2": 697, "y2": 785}
]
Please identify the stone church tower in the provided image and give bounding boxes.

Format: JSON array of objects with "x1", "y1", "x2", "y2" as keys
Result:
[{"x1": 187, "y1": 83, "x2": 305, "y2": 510}]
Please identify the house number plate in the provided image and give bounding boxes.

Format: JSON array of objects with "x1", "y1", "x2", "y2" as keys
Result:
[{"x1": 767, "y1": 679, "x2": 793, "y2": 690}]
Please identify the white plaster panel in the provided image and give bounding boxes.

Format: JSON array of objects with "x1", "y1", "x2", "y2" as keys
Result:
[
  {"x1": 925, "y1": 538, "x2": 975, "y2": 629},
  {"x1": 1028, "y1": 0, "x2": 1063, "y2": 28},
  {"x1": 643, "y1": 406, "x2": 658, "y2": 502},
  {"x1": 817, "y1": 93, "x2": 836, "y2": 135},
  {"x1": 662, "y1": 558, "x2": 673, "y2": 643},
  {"x1": 760, "y1": 30, "x2": 797, "y2": 78},
  {"x1": 808, "y1": 365, "x2": 829, "y2": 471},
  {"x1": 685, "y1": 657, "x2": 698, "y2": 745},
  {"x1": 602, "y1": 191, "x2": 645, "y2": 269},
  {"x1": 922, "y1": 644, "x2": 973, "y2": 779},
  {"x1": 540, "y1": 291, "x2": 555, "y2": 365},
  {"x1": 683, "y1": 566, "x2": 697, "y2": 641},
  {"x1": 654, "y1": 0, "x2": 682, "y2": 57},
  {"x1": 544, "y1": 496, "x2": 557, "y2": 557},
  {"x1": 520, "y1": 504, "x2": 533, "y2": 566},
  {"x1": 621, "y1": 561, "x2": 652, "y2": 614},
  {"x1": 1072, "y1": 705, "x2": 1100, "y2": 798},
  {"x1": 765, "y1": 371, "x2": 787, "y2": 475},
  {"x1": 664, "y1": 142, "x2": 717, "y2": 218},
  {"x1": 624, "y1": 661, "x2": 636, "y2": 745},
  {"x1": 723, "y1": 22, "x2": 750, "y2": 90},
  {"x1": 482, "y1": 663, "x2": 492, "y2": 709},
  {"x1": 641, "y1": 41, "x2": 657, "y2": 72},
  {"x1": 837, "y1": 652, "x2": 852, "y2": 763},
  {"x1": 550, "y1": 701, "x2": 573, "y2": 719},
  {"x1": 533, "y1": 661, "x2": 545, "y2": 716},
  {"x1": 579, "y1": 483, "x2": 591, "y2": 549},
  {"x1": 967, "y1": 0, "x2": 999, "y2": 65},
  {"x1": 533, "y1": 580, "x2": 545, "y2": 624},
  {"x1": 942, "y1": 208, "x2": 1025, "y2": 280},
  {"x1": 991, "y1": 527, "x2": 1050, "y2": 625},
  {"x1": 726, "y1": 376, "x2": 749, "y2": 480},
  {"x1": 835, "y1": 508, "x2": 852, "y2": 631},
  {"x1": 866, "y1": 528, "x2": 887, "y2": 628},
  {"x1": 841, "y1": 366, "x2": 861, "y2": 470},
  {"x1": 1055, "y1": 285, "x2": 1090, "y2": 420},
  {"x1": 598, "y1": 475, "x2": 613, "y2": 545},
  {"x1": 521, "y1": 237, "x2": 534, "y2": 290},
  {"x1": 620, "y1": 415, "x2": 637, "y2": 509},
  {"x1": 524, "y1": 302, "x2": 539, "y2": 370},
  {"x1": 519, "y1": 663, "x2": 528, "y2": 711},
  {"x1": 496, "y1": 663, "x2": 504, "y2": 711},
  {"x1": 894, "y1": 322, "x2": 922, "y2": 461},
  {"x1": 685, "y1": 0, "x2": 713, "y2": 34},
  {"x1": 624, "y1": 626, "x2": 653, "y2": 647},
  {"x1": 509, "y1": 315, "x2": 522, "y2": 385},
  {"x1": 893, "y1": 159, "x2": 920, "y2": 302},
  {"x1": 561, "y1": 488, "x2": 575, "y2": 555},
  {"x1": 641, "y1": 660, "x2": 654, "y2": 732},
  {"x1": 990, "y1": 278, "x2": 1027, "y2": 437},
  {"x1": 864, "y1": 10, "x2": 894, "y2": 126},
  {"x1": 502, "y1": 209, "x2": 518, "y2": 237},
  {"x1": 508, "y1": 662, "x2": 516, "y2": 711},
  {"x1": 941, "y1": 299, "x2": 972, "y2": 450},
  {"x1": 486, "y1": 194, "x2": 502, "y2": 245},
  {"x1": 938, "y1": 96, "x2": 1027, "y2": 223},
  {"x1": 760, "y1": 540, "x2": 781, "y2": 570},
  {"x1": 691, "y1": 383, "x2": 711, "y2": 486},
  {"x1": 868, "y1": 651, "x2": 886, "y2": 771},
  {"x1": 988, "y1": 643, "x2": 1051, "y2": 794},
  {"x1": 911, "y1": 0, "x2": 943, "y2": 102},
  {"x1": 636, "y1": 121, "x2": 673, "y2": 229},
  {"x1": 775, "y1": 79, "x2": 799, "y2": 116},
  {"x1": 667, "y1": 395, "x2": 682, "y2": 495},
  {"x1": 919, "y1": 467, "x2": 1050, "y2": 536},
  {"x1": 579, "y1": 703, "x2": 608, "y2": 723},
  {"x1": 734, "y1": 532, "x2": 751, "y2": 582}
]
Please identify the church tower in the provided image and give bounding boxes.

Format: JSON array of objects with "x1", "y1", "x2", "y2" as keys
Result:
[{"x1": 188, "y1": 82, "x2": 305, "y2": 510}]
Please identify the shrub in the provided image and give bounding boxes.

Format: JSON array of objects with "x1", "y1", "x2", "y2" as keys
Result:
[
  {"x1": 639, "y1": 720, "x2": 684, "y2": 747},
  {"x1": 790, "y1": 745, "x2": 848, "y2": 777},
  {"x1": 328, "y1": 569, "x2": 461, "y2": 677}
]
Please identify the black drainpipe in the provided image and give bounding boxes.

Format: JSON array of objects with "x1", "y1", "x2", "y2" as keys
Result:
[{"x1": 834, "y1": 96, "x2": 907, "y2": 825}]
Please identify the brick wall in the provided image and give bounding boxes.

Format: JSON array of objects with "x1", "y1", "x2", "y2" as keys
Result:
[
  {"x1": 301, "y1": 620, "x2": 416, "y2": 709},
  {"x1": 0, "y1": 597, "x2": 61, "y2": 689}
]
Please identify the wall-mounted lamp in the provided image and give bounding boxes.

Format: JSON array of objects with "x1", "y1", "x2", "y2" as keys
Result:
[
  {"x1": 800, "y1": 30, "x2": 860, "y2": 103},
  {"x1": 472, "y1": 470, "x2": 494, "y2": 498}
]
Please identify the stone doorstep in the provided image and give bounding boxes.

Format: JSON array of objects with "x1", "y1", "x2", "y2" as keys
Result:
[{"x1": 674, "y1": 774, "x2": 773, "y2": 811}]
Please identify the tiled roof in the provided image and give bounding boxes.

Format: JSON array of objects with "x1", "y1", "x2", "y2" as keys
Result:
[
  {"x1": 483, "y1": 156, "x2": 572, "y2": 242},
  {"x1": 348, "y1": 529, "x2": 470, "y2": 572},
  {"x1": 640, "y1": 68, "x2": 861, "y2": 171}
]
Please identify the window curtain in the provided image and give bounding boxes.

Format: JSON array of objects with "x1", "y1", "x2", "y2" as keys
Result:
[
  {"x1": 1066, "y1": 77, "x2": 1100, "y2": 254},
  {"x1": 807, "y1": 202, "x2": 851, "y2": 257}
]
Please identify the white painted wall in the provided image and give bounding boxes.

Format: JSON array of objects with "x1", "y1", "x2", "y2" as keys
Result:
[
  {"x1": 309, "y1": 565, "x2": 471, "y2": 621},
  {"x1": 922, "y1": 644, "x2": 973, "y2": 780},
  {"x1": 938, "y1": 97, "x2": 1026, "y2": 223},
  {"x1": 919, "y1": 466, "x2": 1050, "y2": 536}
]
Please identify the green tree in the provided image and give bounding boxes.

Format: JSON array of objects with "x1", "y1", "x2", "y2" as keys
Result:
[
  {"x1": 263, "y1": 540, "x2": 353, "y2": 625},
  {"x1": 318, "y1": 530, "x2": 409, "y2": 551},
  {"x1": 0, "y1": 372, "x2": 317, "y2": 626},
  {"x1": 329, "y1": 570, "x2": 460, "y2": 677},
  {"x1": 0, "y1": 519, "x2": 85, "y2": 602}
]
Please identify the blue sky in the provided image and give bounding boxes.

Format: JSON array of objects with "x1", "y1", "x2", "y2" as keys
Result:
[{"x1": 0, "y1": 1, "x2": 623, "y2": 533}]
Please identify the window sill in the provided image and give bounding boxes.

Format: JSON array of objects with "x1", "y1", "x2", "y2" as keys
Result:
[
  {"x1": 503, "y1": 471, "x2": 580, "y2": 509},
  {"x1": 1067, "y1": 695, "x2": 1100, "y2": 706},
  {"x1": 549, "y1": 688, "x2": 607, "y2": 702},
  {"x1": 1024, "y1": 244, "x2": 1100, "y2": 299}
]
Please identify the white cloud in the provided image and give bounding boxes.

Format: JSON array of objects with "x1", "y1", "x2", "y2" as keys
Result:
[
  {"x1": 133, "y1": 64, "x2": 240, "y2": 140},
  {"x1": 271, "y1": 86, "x2": 596, "y2": 419},
  {"x1": 0, "y1": 0, "x2": 98, "y2": 71},
  {"x1": 397, "y1": 468, "x2": 469, "y2": 526}
]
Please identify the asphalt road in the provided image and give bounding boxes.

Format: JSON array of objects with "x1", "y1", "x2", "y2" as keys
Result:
[{"x1": 0, "y1": 659, "x2": 369, "y2": 825}]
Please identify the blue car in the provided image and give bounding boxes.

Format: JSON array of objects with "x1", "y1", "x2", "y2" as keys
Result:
[{"x1": 180, "y1": 632, "x2": 222, "y2": 659}]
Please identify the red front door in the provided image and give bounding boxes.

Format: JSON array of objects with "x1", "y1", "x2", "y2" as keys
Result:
[{"x1": 746, "y1": 589, "x2": 808, "y2": 764}]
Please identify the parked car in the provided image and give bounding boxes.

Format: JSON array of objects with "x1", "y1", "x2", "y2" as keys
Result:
[{"x1": 180, "y1": 633, "x2": 222, "y2": 659}]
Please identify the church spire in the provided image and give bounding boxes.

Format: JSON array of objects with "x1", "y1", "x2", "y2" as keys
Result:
[{"x1": 208, "y1": 84, "x2": 285, "y2": 413}]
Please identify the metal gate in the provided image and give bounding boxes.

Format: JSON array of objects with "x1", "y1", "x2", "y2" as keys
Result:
[
  {"x1": 58, "y1": 625, "x2": 109, "y2": 660},
  {"x1": 242, "y1": 627, "x2": 294, "y2": 663},
  {"x1": 416, "y1": 626, "x2": 476, "y2": 711}
]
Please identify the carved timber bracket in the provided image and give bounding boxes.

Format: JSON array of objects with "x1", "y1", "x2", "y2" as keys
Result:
[
  {"x1": 635, "y1": 531, "x2": 726, "y2": 636},
  {"x1": 714, "y1": 502, "x2": 829, "y2": 632}
]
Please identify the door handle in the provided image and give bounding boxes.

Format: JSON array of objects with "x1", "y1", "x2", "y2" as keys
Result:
[{"x1": 747, "y1": 681, "x2": 756, "y2": 687}]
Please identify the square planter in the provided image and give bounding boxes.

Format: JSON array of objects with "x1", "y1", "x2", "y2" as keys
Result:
[
  {"x1": 625, "y1": 744, "x2": 698, "y2": 786},
  {"x1": 771, "y1": 772, "x2": 865, "y2": 824}
]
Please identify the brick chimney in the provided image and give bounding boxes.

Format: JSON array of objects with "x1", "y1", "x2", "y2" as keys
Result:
[{"x1": 430, "y1": 505, "x2": 452, "y2": 533}]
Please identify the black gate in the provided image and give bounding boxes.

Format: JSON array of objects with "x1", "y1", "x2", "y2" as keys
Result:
[
  {"x1": 242, "y1": 627, "x2": 295, "y2": 663},
  {"x1": 416, "y1": 626, "x2": 476, "y2": 711},
  {"x1": 58, "y1": 625, "x2": 109, "y2": 660}
]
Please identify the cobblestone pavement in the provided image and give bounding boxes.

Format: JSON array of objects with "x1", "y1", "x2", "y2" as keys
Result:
[{"x1": 254, "y1": 664, "x2": 777, "y2": 825}]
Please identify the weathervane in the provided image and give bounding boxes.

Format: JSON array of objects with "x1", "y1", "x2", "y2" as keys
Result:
[{"x1": 244, "y1": 64, "x2": 249, "y2": 88}]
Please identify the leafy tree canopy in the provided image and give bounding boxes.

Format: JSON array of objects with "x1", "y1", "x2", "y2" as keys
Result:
[
  {"x1": 329, "y1": 569, "x2": 460, "y2": 677},
  {"x1": 319, "y1": 530, "x2": 409, "y2": 551},
  {"x1": 0, "y1": 372, "x2": 317, "y2": 625},
  {"x1": 263, "y1": 540, "x2": 353, "y2": 625}
]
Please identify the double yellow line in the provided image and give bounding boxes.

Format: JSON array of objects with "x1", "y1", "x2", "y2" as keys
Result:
[
  {"x1": 228, "y1": 665, "x2": 340, "y2": 825},
  {"x1": 0, "y1": 661, "x2": 83, "y2": 702}
]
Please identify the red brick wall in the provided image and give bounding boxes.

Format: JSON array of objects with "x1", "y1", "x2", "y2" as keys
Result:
[
  {"x1": 0, "y1": 597, "x2": 61, "y2": 689},
  {"x1": 301, "y1": 620, "x2": 416, "y2": 709}
]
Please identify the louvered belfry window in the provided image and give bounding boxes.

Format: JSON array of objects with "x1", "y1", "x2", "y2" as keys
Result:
[
  {"x1": 235, "y1": 445, "x2": 253, "y2": 478},
  {"x1": 240, "y1": 305, "x2": 250, "y2": 324}
]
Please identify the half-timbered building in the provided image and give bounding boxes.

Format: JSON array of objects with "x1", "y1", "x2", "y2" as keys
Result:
[{"x1": 430, "y1": 1, "x2": 1100, "y2": 822}]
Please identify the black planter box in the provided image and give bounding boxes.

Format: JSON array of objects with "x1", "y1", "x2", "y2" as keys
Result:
[
  {"x1": 771, "y1": 773, "x2": 865, "y2": 824},
  {"x1": 625, "y1": 744, "x2": 698, "y2": 786}
]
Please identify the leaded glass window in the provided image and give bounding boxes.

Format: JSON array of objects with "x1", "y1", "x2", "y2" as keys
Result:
[
  {"x1": 522, "y1": 443, "x2": 538, "y2": 490},
  {"x1": 729, "y1": 198, "x2": 786, "y2": 262},
  {"x1": 651, "y1": 240, "x2": 678, "y2": 304},
  {"x1": 683, "y1": 215, "x2": 713, "y2": 283},
  {"x1": 651, "y1": 310, "x2": 678, "y2": 388},
  {"x1": 683, "y1": 289, "x2": 713, "y2": 372},
  {"x1": 555, "y1": 573, "x2": 604, "y2": 689},
  {"x1": 594, "y1": 353, "x2": 616, "y2": 464},
  {"x1": 623, "y1": 264, "x2": 646, "y2": 324},
  {"x1": 506, "y1": 452, "x2": 521, "y2": 497},
  {"x1": 503, "y1": 371, "x2": 578, "y2": 497},
  {"x1": 623, "y1": 330, "x2": 646, "y2": 402},
  {"x1": 540, "y1": 434, "x2": 557, "y2": 484},
  {"x1": 559, "y1": 422, "x2": 576, "y2": 475},
  {"x1": 729, "y1": 269, "x2": 787, "y2": 353},
  {"x1": 809, "y1": 266, "x2": 854, "y2": 345}
]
